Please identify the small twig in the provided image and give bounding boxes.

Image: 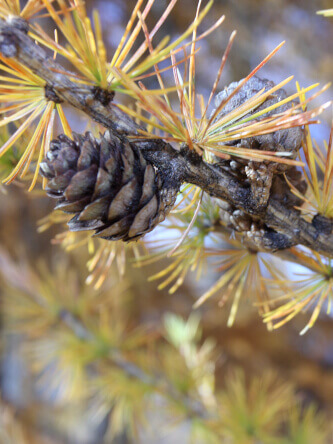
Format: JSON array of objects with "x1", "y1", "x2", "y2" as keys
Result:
[
  {"x1": 0, "y1": 18, "x2": 333, "y2": 257},
  {"x1": 58, "y1": 307, "x2": 212, "y2": 420},
  {"x1": 0, "y1": 249, "x2": 212, "y2": 421},
  {"x1": 210, "y1": 224, "x2": 322, "y2": 273}
]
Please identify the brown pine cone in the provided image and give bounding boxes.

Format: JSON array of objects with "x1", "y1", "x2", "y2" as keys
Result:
[
  {"x1": 212, "y1": 76, "x2": 303, "y2": 161},
  {"x1": 40, "y1": 131, "x2": 179, "y2": 241}
]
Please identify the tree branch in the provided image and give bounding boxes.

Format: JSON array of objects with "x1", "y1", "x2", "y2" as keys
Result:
[
  {"x1": 58, "y1": 308, "x2": 212, "y2": 420},
  {"x1": 0, "y1": 18, "x2": 333, "y2": 257},
  {"x1": 0, "y1": 248, "x2": 212, "y2": 422}
]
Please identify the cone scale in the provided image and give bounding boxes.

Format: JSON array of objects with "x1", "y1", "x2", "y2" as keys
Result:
[{"x1": 40, "y1": 131, "x2": 178, "y2": 241}]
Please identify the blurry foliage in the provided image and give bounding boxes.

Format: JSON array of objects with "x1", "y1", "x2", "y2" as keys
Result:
[
  {"x1": 264, "y1": 249, "x2": 333, "y2": 334},
  {"x1": 317, "y1": 8, "x2": 333, "y2": 17},
  {"x1": 289, "y1": 87, "x2": 333, "y2": 218},
  {"x1": 0, "y1": 253, "x2": 332, "y2": 442}
]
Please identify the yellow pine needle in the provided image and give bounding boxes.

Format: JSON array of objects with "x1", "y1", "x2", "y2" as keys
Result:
[
  {"x1": 110, "y1": 0, "x2": 145, "y2": 69},
  {"x1": 192, "y1": 239, "x2": 281, "y2": 328},
  {"x1": 114, "y1": 72, "x2": 189, "y2": 145},
  {"x1": 172, "y1": 185, "x2": 201, "y2": 213},
  {"x1": 203, "y1": 41, "x2": 286, "y2": 139},
  {"x1": 198, "y1": 28, "x2": 235, "y2": 133},
  {"x1": 148, "y1": 257, "x2": 183, "y2": 283},
  {"x1": 113, "y1": 69, "x2": 187, "y2": 137},
  {"x1": 138, "y1": 79, "x2": 190, "y2": 96},
  {"x1": 169, "y1": 265, "x2": 191, "y2": 294},
  {"x1": 129, "y1": 3, "x2": 225, "y2": 86},
  {"x1": 294, "y1": 83, "x2": 333, "y2": 216},
  {"x1": 263, "y1": 252, "x2": 333, "y2": 333},
  {"x1": 266, "y1": 286, "x2": 323, "y2": 329},
  {"x1": 0, "y1": 0, "x2": 49, "y2": 19},
  {"x1": 254, "y1": 260, "x2": 272, "y2": 324},
  {"x1": 322, "y1": 122, "x2": 333, "y2": 216},
  {"x1": 32, "y1": 27, "x2": 92, "y2": 81},
  {"x1": 21, "y1": 0, "x2": 42, "y2": 18},
  {"x1": 0, "y1": 55, "x2": 44, "y2": 86},
  {"x1": 120, "y1": 7, "x2": 326, "y2": 166},
  {"x1": 116, "y1": 0, "x2": 219, "y2": 93},
  {"x1": 87, "y1": 243, "x2": 117, "y2": 289},
  {"x1": 137, "y1": 11, "x2": 172, "y2": 107},
  {"x1": 0, "y1": 0, "x2": 20, "y2": 17},
  {"x1": 143, "y1": 202, "x2": 213, "y2": 294},
  {"x1": 117, "y1": 104, "x2": 168, "y2": 134},
  {"x1": 284, "y1": 173, "x2": 314, "y2": 209},
  {"x1": 4, "y1": 101, "x2": 53, "y2": 184},
  {"x1": 205, "y1": 100, "x2": 330, "y2": 163},
  {"x1": 157, "y1": 260, "x2": 186, "y2": 290},
  {"x1": 203, "y1": 144, "x2": 303, "y2": 166},
  {"x1": 56, "y1": 103, "x2": 72, "y2": 137},
  {"x1": 86, "y1": 240, "x2": 143, "y2": 289},
  {"x1": 168, "y1": 190, "x2": 203, "y2": 257},
  {"x1": 112, "y1": 0, "x2": 155, "y2": 71},
  {"x1": 227, "y1": 270, "x2": 247, "y2": 327},
  {"x1": 29, "y1": 106, "x2": 55, "y2": 191},
  {"x1": 317, "y1": 9, "x2": 333, "y2": 17},
  {"x1": 132, "y1": 49, "x2": 193, "y2": 82},
  {"x1": 0, "y1": 54, "x2": 73, "y2": 189},
  {"x1": 302, "y1": 128, "x2": 320, "y2": 204},
  {"x1": 300, "y1": 286, "x2": 331, "y2": 335},
  {"x1": 121, "y1": 0, "x2": 214, "y2": 77},
  {"x1": 134, "y1": 249, "x2": 168, "y2": 268},
  {"x1": 87, "y1": 243, "x2": 105, "y2": 273},
  {"x1": 206, "y1": 86, "x2": 269, "y2": 135},
  {"x1": 211, "y1": 251, "x2": 244, "y2": 270},
  {"x1": 0, "y1": 99, "x2": 42, "y2": 126},
  {"x1": 0, "y1": 103, "x2": 44, "y2": 157},
  {"x1": 194, "y1": 258, "x2": 247, "y2": 308},
  {"x1": 0, "y1": 74, "x2": 34, "y2": 85},
  {"x1": 171, "y1": 53, "x2": 193, "y2": 142},
  {"x1": 188, "y1": 0, "x2": 203, "y2": 123},
  {"x1": 38, "y1": 0, "x2": 108, "y2": 86},
  {"x1": 205, "y1": 77, "x2": 323, "y2": 143},
  {"x1": 39, "y1": 211, "x2": 139, "y2": 289},
  {"x1": 216, "y1": 80, "x2": 320, "y2": 133}
]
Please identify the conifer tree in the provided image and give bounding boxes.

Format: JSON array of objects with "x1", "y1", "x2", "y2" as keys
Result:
[{"x1": 0, "y1": 0, "x2": 332, "y2": 442}]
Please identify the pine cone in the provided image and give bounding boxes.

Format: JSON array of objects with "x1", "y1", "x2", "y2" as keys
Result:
[
  {"x1": 212, "y1": 76, "x2": 303, "y2": 165},
  {"x1": 40, "y1": 131, "x2": 179, "y2": 241}
]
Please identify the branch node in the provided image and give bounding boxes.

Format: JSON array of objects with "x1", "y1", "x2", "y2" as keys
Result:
[
  {"x1": 44, "y1": 84, "x2": 63, "y2": 104},
  {"x1": 93, "y1": 86, "x2": 115, "y2": 106},
  {"x1": 6, "y1": 17, "x2": 29, "y2": 33},
  {"x1": 312, "y1": 214, "x2": 333, "y2": 235},
  {"x1": 0, "y1": 33, "x2": 17, "y2": 57}
]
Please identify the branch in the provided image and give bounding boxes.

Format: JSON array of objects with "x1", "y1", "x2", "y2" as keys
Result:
[
  {"x1": 0, "y1": 18, "x2": 333, "y2": 257},
  {"x1": 0, "y1": 248, "x2": 212, "y2": 422},
  {"x1": 58, "y1": 308, "x2": 212, "y2": 420}
]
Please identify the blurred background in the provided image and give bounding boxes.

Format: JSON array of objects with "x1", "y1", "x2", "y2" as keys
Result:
[{"x1": 0, "y1": 0, "x2": 333, "y2": 443}]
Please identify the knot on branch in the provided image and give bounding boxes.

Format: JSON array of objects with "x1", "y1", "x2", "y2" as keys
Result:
[
  {"x1": 44, "y1": 85, "x2": 63, "y2": 104},
  {"x1": 92, "y1": 86, "x2": 115, "y2": 106},
  {"x1": 312, "y1": 214, "x2": 333, "y2": 235},
  {"x1": 0, "y1": 31, "x2": 17, "y2": 57},
  {"x1": 6, "y1": 17, "x2": 29, "y2": 34}
]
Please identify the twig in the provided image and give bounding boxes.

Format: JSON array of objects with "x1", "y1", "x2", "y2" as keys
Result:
[
  {"x1": 59, "y1": 308, "x2": 211, "y2": 420},
  {"x1": 0, "y1": 18, "x2": 333, "y2": 256}
]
